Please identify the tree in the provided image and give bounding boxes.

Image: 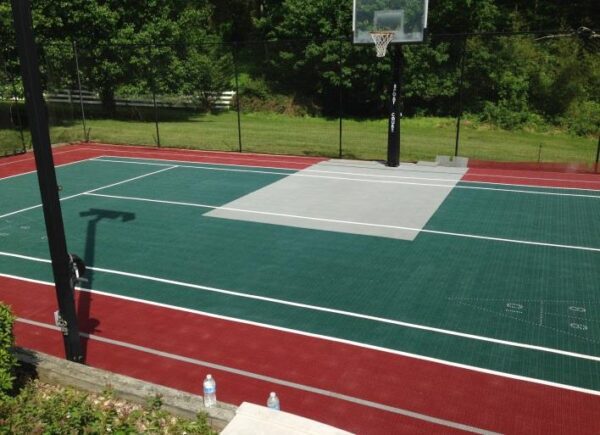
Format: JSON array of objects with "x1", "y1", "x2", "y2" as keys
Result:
[
  {"x1": 1, "y1": 0, "x2": 225, "y2": 115},
  {"x1": 259, "y1": 0, "x2": 474, "y2": 116}
]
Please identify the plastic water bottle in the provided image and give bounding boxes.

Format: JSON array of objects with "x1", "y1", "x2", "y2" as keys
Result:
[
  {"x1": 267, "y1": 392, "x2": 280, "y2": 410},
  {"x1": 203, "y1": 374, "x2": 217, "y2": 408}
]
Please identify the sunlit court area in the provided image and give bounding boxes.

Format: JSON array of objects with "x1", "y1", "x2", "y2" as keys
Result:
[{"x1": 1, "y1": 0, "x2": 599, "y2": 433}]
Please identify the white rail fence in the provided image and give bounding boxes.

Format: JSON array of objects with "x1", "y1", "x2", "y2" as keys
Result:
[{"x1": 44, "y1": 89, "x2": 236, "y2": 111}]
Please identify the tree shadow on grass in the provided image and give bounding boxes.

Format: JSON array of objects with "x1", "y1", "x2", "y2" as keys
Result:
[{"x1": 83, "y1": 104, "x2": 225, "y2": 124}]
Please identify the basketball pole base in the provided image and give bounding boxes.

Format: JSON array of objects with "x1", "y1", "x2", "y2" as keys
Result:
[
  {"x1": 11, "y1": 0, "x2": 84, "y2": 363},
  {"x1": 387, "y1": 45, "x2": 403, "y2": 167}
]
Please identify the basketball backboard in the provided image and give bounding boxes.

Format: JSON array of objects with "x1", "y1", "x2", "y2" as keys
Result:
[{"x1": 353, "y1": 0, "x2": 429, "y2": 44}]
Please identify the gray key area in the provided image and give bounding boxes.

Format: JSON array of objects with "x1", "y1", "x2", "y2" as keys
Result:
[{"x1": 206, "y1": 160, "x2": 467, "y2": 240}]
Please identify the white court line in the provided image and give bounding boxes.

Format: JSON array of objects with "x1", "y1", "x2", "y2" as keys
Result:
[
  {"x1": 308, "y1": 166, "x2": 600, "y2": 193},
  {"x1": 466, "y1": 171, "x2": 600, "y2": 184},
  {"x1": 15, "y1": 316, "x2": 497, "y2": 434},
  {"x1": 2, "y1": 251, "x2": 599, "y2": 363},
  {"x1": 94, "y1": 157, "x2": 600, "y2": 198},
  {"x1": 0, "y1": 152, "x2": 29, "y2": 168},
  {"x1": 0, "y1": 166, "x2": 176, "y2": 220},
  {"x1": 85, "y1": 192, "x2": 600, "y2": 253},
  {"x1": 0, "y1": 156, "x2": 98, "y2": 182},
  {"x1": 0, "y1": 146, "x2": 95, "y2": 170},
  {"x1": 317, "y1": 161, "x2": 600, "y2": 185},
  {"x1": 8, "y1": 144, "x2": 596, "y2": 188},
  {"x1": 87, "y1": 144, "x2": 595, "y2": 185},
  {"x1": 93, "y1": 155, "x2": 301, "y2": 172},
  {"x1": 95, "y1": 158, "x2": 455, "y2": 186},
  {"x1": 94, "y1": 154, "x2": 600, "y2": 193},
  {"x1": 3, "y1": 272, "x2": 599, "y2": 397},
  {"x1": 82, "y1": 143, "x2": 324, "y2": 160},
  {"x1": 97, "y1": 155, "x2": 457, "y2": 180},
  {"x1": 81, "y1": 145, "x2": 320, "y2": 165},
  {"x1": 460, "y1": 178, "x2": 600, "y2": 193}
]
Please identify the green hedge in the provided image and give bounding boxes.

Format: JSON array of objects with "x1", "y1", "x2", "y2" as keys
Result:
[
  {"x1": 0, "y1": 384, "x2": 216, "y2": 434},
  {"x1": 0, "y1": 303, "x2": 16, "y2": 399}
]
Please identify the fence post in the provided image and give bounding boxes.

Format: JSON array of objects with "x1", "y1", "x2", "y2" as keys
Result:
[
  {"x1": 72, "y1": 41, "x2": 89, "y2": 142},
  {"x1": 454, "y1": 36, "x2": 467, "y2": 157},
  {"x1": 338, "y1": 38, "x2": 343, "y2": 159},
  {"x1": 152, "y1": 87, "x2": 160, "y2": 147},
  {"x1": 144, "y1": 43, "x2": 161, "y2": 148},
  {"x1": 232, "y1": 42, "x2": 243, "y2": 153},
  {"x1": 595, "y1": 135, "x2": 599, "y2": 173}
]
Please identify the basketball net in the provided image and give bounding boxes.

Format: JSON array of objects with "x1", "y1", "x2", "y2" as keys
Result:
[{"x1": 370, "y1": 31, "x2": 395, "y2": 57}]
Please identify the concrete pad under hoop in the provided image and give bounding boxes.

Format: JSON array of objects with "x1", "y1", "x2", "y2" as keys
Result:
[{"x1": 206, "y1": 160, "x2": 467, "y2": 241}]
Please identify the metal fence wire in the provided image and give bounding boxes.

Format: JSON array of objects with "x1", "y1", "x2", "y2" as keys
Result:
[{"x1": 0, "y1": 35, "x2": 598, "y2": 169}]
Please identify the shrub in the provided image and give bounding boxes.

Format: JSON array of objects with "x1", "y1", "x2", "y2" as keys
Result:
[
  {"x1": 480, "y1": 101, "x2": 545, "y2": 130},
  {"x1": 0, "y1": 303, "x2": 16, "y2": 399},
  {"x1": 562, "y1": 100, "x2": 600, "y2": 136},
  {"x1": 0, "y1": 382, "x2": 216, "y2": 434},
  {"x1": 238, "y1": 74, "x2": 272, "y2": 100}
]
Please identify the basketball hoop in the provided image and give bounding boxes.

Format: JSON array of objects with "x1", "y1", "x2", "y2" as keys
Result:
[{"x1": 370, "y1": 31, "x2": 395, "y2": 57}]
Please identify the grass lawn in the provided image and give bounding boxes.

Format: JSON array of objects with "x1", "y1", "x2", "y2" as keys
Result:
[{"x1": 1, "y1": 110, "x2": 597, "y2": 164}]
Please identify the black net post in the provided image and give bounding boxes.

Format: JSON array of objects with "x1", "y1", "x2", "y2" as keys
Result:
[
  {"x1": 232, "y1": 41, "x2": 243, "y2": 153},
  {"x1": 454, "y1": 36, "x2": 467, "y2": 157},
  {"x1": 11, "y1": 0, "x2": 83, "y2": 363},
  {"x1": 387, "y1": 44, "x2": 403, "y2": 167}
]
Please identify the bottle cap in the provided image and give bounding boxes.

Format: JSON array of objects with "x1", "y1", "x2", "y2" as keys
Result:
[
  {"x1": 270, "y1": 392, "x2": 276, "y2": 397},
  {"x1": 207, "y1": 374, "x2": 212, "y2": 379}
]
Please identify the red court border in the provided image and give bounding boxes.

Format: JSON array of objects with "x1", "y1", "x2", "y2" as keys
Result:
[
  {"x1": 4, "y1": 276, "x2": 600, "y2": 434},
  {"x1": 0, "y1": 142, "x2": 325, "y2": 180},
  {"x1": 1, "y1": 143, "x2": 599, "y2": 433},
  {"x1": 464, "y1": 160, "x2": 600, "y2": 190}
]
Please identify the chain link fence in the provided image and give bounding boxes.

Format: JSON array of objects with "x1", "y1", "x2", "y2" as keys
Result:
[{"x1": 1, "y1": 34, "x2": 598, "y2": 169}]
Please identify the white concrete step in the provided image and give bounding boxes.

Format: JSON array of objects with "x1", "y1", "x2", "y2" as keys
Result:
[{"x1": 221, "y1": 402, "x2": 354, "y2": 435}]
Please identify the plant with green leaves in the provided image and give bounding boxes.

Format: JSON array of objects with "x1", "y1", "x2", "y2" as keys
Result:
[
  {"x1": 0, "y1": 380, "x2": 216, "y2": 434},
  {"x1": 0, "y1": 304, "x2": 16, "y2": 401}
]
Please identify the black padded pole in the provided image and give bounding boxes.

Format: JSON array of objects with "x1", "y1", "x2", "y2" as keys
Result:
[
  {"x1": 11, "y1": 0, "x2": 83, "y2": 363},
  {"x1": 387, "y1": 45, "x2": 403, "y2": 167}
]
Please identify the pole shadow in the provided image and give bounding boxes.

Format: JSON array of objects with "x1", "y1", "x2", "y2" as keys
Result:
[{"x1": 77, "y1": 208, "x2": 136, "y2": 362}]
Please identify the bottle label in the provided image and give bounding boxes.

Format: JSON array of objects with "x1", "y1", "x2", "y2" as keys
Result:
[{"x1": 204, "y1": 386, "x2": 216, "y2": 394}]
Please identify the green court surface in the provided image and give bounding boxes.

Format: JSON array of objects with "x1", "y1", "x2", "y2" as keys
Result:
[{"x1": 1, "y1": 156, "x2": 599, "y2": 392}]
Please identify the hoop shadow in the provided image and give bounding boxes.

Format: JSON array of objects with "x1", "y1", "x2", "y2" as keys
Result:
[{"x1": 77, "y1": 208, "x2": 136, "y2": 362}]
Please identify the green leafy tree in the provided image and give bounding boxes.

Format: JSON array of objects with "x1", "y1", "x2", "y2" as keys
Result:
[
  {"x1": 257, "y1": 0, "x2": 478, "y2": 116},
  {"x1": 1, "y1": 0, "x2": 225, "y2": 115},
  {"x1": 259, "y1": 0, "x2": 387, "y2": 116}
]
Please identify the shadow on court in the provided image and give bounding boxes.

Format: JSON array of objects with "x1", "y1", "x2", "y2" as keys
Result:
[{"x1": 78, "y1": 208, "x2": 136, "y2": 362}]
